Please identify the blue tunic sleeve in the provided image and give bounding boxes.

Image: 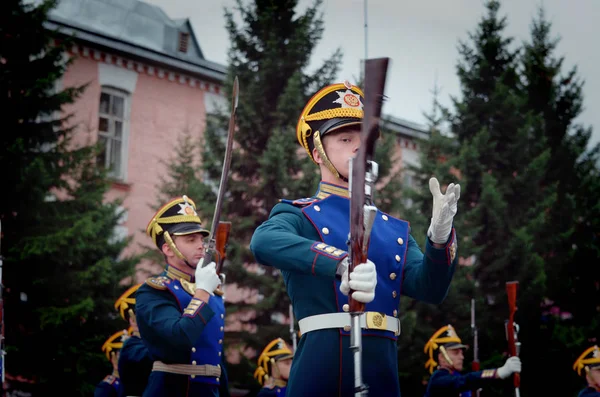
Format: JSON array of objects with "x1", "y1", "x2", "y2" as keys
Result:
[
  {"x1": 250, "y1": 203, "x2": 343, "y2": 278},
  {"x1": 401, "y1": 230, "x2": 458, "y2": 304},
  {"x1": 135, "y1": 284, "x2": 215, "y2": 358}
]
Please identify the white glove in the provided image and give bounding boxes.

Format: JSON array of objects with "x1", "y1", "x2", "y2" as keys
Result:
[
  {"x1": 195, "y1": 258, "x2": 221, "y2": 295},
  {"x1": 427, "y1": 177, "x2": 461, "y2": 244},
  {"x1": 339, "y1": 258, "x2": 377, "y2": 303},
  {"x1": 497, "y1": 356, "x2": 521, "y2": 379}
]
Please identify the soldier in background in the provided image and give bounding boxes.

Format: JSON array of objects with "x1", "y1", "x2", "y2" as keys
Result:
[
  {"x1": 115, "y1": 283, "x2": 153, "y2": 396},
  {"x1": 136, "y1": 196, "x2": 229, "y2": 396},
  {"x1": 253, "y1": 338, "x2": 293, "y2": 397},
  {"x1": 573, "y1": 345, "x2": 600, "y2": 396},
  {"x1": 423, "y1": 324, "x2": 521, "y2": 397},
  {"x1": 94, "y1": 330, "x2": 127, "y2": 397}
]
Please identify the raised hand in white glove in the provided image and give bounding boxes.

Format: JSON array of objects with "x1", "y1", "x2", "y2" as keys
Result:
[
  {"x1": 195, "y1": 258, "x2": 221, "y2": 296},
  {"x1": 339, "y1": 258, "x2": 377, "y2": 303},
  {"x1": 427, "y1": 177, "x2": 461, "y2": 244},
  {"x1": 497, "y1": 356, "x2": 521, "y2": 379}
]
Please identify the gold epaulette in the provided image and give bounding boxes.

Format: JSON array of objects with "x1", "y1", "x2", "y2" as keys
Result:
[{"x1": 145, "y1": 276, "x2": 170, "y2": 290}]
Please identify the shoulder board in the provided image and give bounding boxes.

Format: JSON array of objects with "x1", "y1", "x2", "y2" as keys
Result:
[
  {"x1": 145, "y1": 276, "x2": 170, "y2": 290},
  {"x1": 279, "y1": 197, "x2": 319, "y2": 207}
]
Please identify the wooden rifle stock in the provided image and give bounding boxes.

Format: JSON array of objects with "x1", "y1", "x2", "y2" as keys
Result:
[
  {"x1": 348, "y1": 57, "x2": 389, "y2": 313},
  {"x1": 506, "y1": 281, "x2": 520, "y2": 393},
  {"x1": 214, "y1": 221, "x2": 232, "y2": 274}
]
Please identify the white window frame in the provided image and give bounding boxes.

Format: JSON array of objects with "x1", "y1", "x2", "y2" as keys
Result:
[{"x1": 97, "y1": 86, "x2": 131, "y2": 181}]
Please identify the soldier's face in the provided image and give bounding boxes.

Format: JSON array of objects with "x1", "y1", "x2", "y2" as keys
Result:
[
  {"x1": 587, "y1": 367, "x2": 600, "y2": 389},
  {"x1": 172, "y1": 233, "x2": 206, "y2": 267},
  {"x1": 275, "y1": 358, "x2": 292, "y2": 380},
  {"x1": 319, "y1": 127, "x2": 361, "y2": 181},
  {"x1": 440, "y1": 348, "x2": 464, "y2": 371}
]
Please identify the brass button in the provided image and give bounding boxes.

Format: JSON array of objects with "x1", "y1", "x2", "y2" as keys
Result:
[
  {"x1": 322, "y1": 227, "x2": 330, "y2": 235},
  {"x1": 342, "y1": 304, "x2": 349, "y2": 312},
  {"x1": 314, "y1": 205, "x2": 321, "y2": 212},
  {"x1": 393, "y1": 309, "x2": 398, "y2": 317},
  {"x1": 395, "y1": 255, "x2": 401, "y2": 262},
  {"x1": 397, "y1": 237, "x2": 404, "y2": 245},
  {"x1": 382, "y1": 214, "x2": 389, "y2": 221},
  {"x1": 221, "y1": 314, "x2": 224, "y2": 319},
  {"x1": 389, "y1": 273, "x2": 397, "y2": 280},
  {"x1": 216, "y1": 377, "x2": 220, "y2": 382},
  {"x1": 392, "y1": 291, "x2": 397, "y2": 298},
  {"x1": 191, "y1": 375, "x2": 196, "y2": 379},
  {"x1": 217, "y1": 364, "x2": 221, "y2": 368},
  {"x1": 220, "y1": 326, "x2": 224, "y2": 331},
  {"x1": 191, "y1": 347, "x2": 196, "y2": 352},
  {"x1": 219, "y1": 339, "x2": 223, "y2": 344},
  {"x1": 343, "y1": 325, "x2": 351, "y2": 332},
  {"x1": 218, "y1": 352, "x2": 222, "y2": 356},
  {"x1": 192, "y1": 360, "x2": 197, "y2": 365}
]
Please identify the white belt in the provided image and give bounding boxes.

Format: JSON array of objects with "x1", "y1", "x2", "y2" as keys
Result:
[{"x1": 299, "y1": 312, "x2": 401, "y2": 336}]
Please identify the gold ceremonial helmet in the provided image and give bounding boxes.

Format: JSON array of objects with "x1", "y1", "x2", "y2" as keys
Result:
[
  {"x1": 101, "y1": 330, "x2": 128, "y2": 361},
  {"x1": 253, "y1": 338, "x2": 294, "y2": 386},
  {"x1": 114, "y1": 283, "x2": 142, "y2": 321},
  {"x1": 296, "y1": 81, "x2": 365, "y2": 180},
  {"x1": 424, "y1": 325, "x2": 468, "y2": 374},
  {"x1": 146, "y1": 195, "x2": 209, "y2": 261},
  {"x1": 573, "y1": 345, "x2": 600, "y2": 376}
]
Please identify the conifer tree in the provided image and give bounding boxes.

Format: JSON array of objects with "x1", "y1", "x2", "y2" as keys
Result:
[
  {"x1": 1, "y1": 0, "x2": 137, "y2": 394},
  {"x1": 520, "y1": 6, "x2": 600, "y2": 395}
]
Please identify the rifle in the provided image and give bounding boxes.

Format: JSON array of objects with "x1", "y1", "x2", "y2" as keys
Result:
[
  {"x1": 347, "y1": 57, "x2": 390, "y2": 396},
  {"x1": 0, "y1": 220, "x2": 5, "y2": 389},
  {"x1": 289, "y1": 304, "x2": 297, "y2": 353},
  {"x1": 505, "y1": 281, "x2": 521, "y2": 397},
  {"x1": 202, "y1": 76, "x2": 238, "y2": 278},
  {"x1": 471, "y1": 298, "x2": 481, "y2": 396}
]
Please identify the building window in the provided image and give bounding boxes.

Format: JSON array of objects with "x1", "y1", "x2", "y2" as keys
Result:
[
  {"x1": 97, "y1": 87, "x2": 129, "y2": 180},
  {"x1": 178, "y1": 32, "x2": 189, "y2": 53}
]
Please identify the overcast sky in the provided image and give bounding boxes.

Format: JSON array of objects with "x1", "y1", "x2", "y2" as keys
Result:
[{"x1": 144, "y1": 0, "x2": 599, "y2": 149}]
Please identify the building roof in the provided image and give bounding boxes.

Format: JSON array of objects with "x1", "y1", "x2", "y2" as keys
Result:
[
  {"x1": 384, "y1": 115, "x2": 430, "y2": 140},
  {"x1": 37, "y1": 0, "x2": 227, "y2": 82}
]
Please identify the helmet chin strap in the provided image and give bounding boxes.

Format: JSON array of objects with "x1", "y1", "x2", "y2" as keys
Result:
[
  {"x1": 439, "y1": 346, "x2": 458, "y2": 371},
  {"x1": 313, "y1": 131, "x2": 349, "y2": 183},
  {"x1": 163, "y1": 231, "x2": 194, "y2": 271}
]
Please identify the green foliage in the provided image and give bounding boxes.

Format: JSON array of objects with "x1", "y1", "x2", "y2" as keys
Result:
[
  {"x1": 1, "y1": 0, "x2": 138, "y2": 394},
  {"x1": 393, "y1": 2, "x2": 599, "y2": 396}
]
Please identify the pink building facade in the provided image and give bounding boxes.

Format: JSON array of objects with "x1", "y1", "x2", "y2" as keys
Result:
[{"x1": 48, "y1": 0, "x2": 228, "y2": 279}]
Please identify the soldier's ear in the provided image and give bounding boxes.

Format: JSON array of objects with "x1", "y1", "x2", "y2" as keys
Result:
[
  {"x1": 161, "y1": 242, "x2": 172, "y2": 257},
  {"x1": 312, "y1": 147, "x2": 323, "y2": 165}
]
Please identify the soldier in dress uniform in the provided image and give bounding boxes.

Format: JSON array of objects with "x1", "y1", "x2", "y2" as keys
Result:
[
  {"x1": 573, "y1": 345, "x2": 600, "y2": 396},
  {"x1": 253, "y1": 338, "x2": 293, "y2": 397},
  {"x1": 249, "y1": 81, "x2": 461, "y2": 397},
  {"x1": 115, "y1": 283, "x2": 153, "y2": 396},
  {"x1": 135, "y1": 195, "x2": 229, "y2": 396},
  {"x1": 423, "y1": 324, "x2": 522, "y2": 396},
  {"x1": 95, "y1": 330, "x2": 127, "y2": 397}
]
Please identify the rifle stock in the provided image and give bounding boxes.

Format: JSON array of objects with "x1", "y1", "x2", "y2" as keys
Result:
[
  {"x1": 348, "y1": 57, "x2": 389, "y2": 313},
  {"x1": 505, "y1": 281, "x2": 520, "y2": 396},
  {"x1": 214, "y1": 221, "x2": 232, "y2": 274}
]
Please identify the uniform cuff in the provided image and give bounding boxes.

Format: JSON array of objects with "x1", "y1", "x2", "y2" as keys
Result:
[
  {"x1": 425, "y1": 228, "x2": 457, "y2": 266},
  {"x1": 183, "y1": 298, "x2": 214, "y2": 323},
  {"x1": 310, "y1": 242, "x2": 348, "y2": 277}
]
